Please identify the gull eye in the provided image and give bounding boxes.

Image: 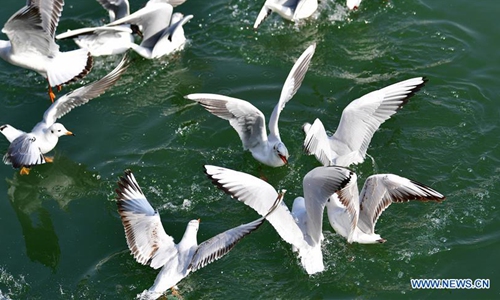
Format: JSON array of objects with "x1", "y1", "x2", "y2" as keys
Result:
[
  {"x1": 51, "y1": 130, "x2": 54, "y2": 134},
  {"x1": 58, "y1": 130, "x2": 61, "y2": 132}
]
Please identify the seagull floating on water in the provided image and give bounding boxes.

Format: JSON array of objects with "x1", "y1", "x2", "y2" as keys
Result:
[
  {"x1": 115, "y1": 169, "x2": 282, "y2": 299},
  {"x1": 204, "y1": 164, "x2": 350, "y2": 275},
  {"x1": 185, "y1": 43, "x2": 316, "y2": 167},
  {"x1": 254, "y1": 0, "x2": 318, "y2": 29},
  {"x1": 100, "y1": 0, "x2": 192, "y2": 59},
  {"x1": 0, "y1": 56, "x2": 128, "y2": 175},
  {"x1": 0, "y1": 0, "x2": 93, "y2": 102},
  {"x1": 303, "y1": 77, "x2": 426, "y2": 167},
  {"x1": 56, "y1": 0, "x2": 135, "y2": 56},
  {"x1": 327, "y1": 171, "x2": 445, "y2": 244}
]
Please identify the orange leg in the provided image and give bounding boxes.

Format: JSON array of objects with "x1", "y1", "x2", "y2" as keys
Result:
[
  {"x1": 171, "y1": 287, "x2": 183, "y2": 299},
  {"x1": 20, "y1": 167, "x2": 30, "y2": 175},
  {"x1": 46, "y1": 78, "x2": 56, "y2": 102},
  {"x1": 44, "y1": 156, "x2": 54, "y2": 163}
]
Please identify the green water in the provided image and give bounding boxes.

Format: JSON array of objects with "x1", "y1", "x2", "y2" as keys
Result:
[{"x1": 0, "y1": 0, "x2": 499, "y2": 299}]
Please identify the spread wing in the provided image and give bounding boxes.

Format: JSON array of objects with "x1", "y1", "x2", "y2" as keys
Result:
[
  {"x1": 116, "y1": 170, "x2": 177, "y2": 269},
  {"x1": 303, "y1": 118, "x2": 334, "y2": 166},
  {"x1": 188, "y1": 195, "x2": 282, "y2": 272},
  {"x1": 186, "y1": 94, "x2": 268, "y2": 150},
  {"x1": 268, "y1": 43, "x2": 315, "y2": 140},
  {"x1": 333, "y1": 172, "x2": 361, "y2": 243},
  {"x1": 3, "y1": 134, "x2": 45, "y2": 168},
  {"x1": 204, "y1": 165, "x2": 309, "y2": 250},
  {"x1": 303, "y1": 166, "x2": 353, "y2": 245},
  {"x1": 330, "y1": 77, "x2": 427, "y2": 166},
  {"x1": 357, "y1": 174, "x2": 446, "y2": 234},
  {"x1": 42, "y1": 55, "x2": 129, "y2": 127}
]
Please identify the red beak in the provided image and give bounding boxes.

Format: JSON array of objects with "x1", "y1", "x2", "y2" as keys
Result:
[{"x1": 279, "y1": 155, "x2": 288, "y2": 164}]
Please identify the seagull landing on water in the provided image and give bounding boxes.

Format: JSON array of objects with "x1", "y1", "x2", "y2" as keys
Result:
[
  {"x1": 115, "y1": 170, "x2": 282, "y2": 299},
  {"x1": 185, "y1": 43, "x2": 316, "y2": 167},
  {"x1": 327, "y1": 171, "x2": 445, "y2": 244},
  {"x1": 0, "y1": 56, "x2": 128, "y2": 175},
  {"x1": 204, "y1": 164, "x2": 351, "y2": 275},
  {"x1": 100, "y1": 0, "x2": 192, "y2": 59},
  {"x1": 0, "y1": 0, "x2": 93, "y2": 102},
  {"x1": 303, "y1": 77, "x2": 427, "y2": 167},
  {"x1": 253, "y1": 0, "x2": 318, "y2": 29}
]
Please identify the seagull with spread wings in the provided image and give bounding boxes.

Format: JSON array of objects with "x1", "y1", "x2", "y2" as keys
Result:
[
  {"x1": 0, "y1": 0, "x2": 93, "y2": 102},
  {"x1": 328, "y1": 172, "x2": 445, "y2": 244},
  {"x1": 204, "y1": 164, "x2": 351, "y2": 275},
  {"x1": 253, "y1": 0, "x2": 318, "y2": 29},
  {"x1": 0, "y1": 56, "x2": 128, "y2": 175},
  {"x1": 115, "y1": 169, "x2": 282, "y2": 299},
  {"x1": 303, "y1": 77, "x2": 427, "y2": 167},
  {"x1": 186, "y1": 44, "x2": 315, "y2": 167}
]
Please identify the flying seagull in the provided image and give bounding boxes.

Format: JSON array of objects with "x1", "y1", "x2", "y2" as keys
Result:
[
  {"x1": 0, "y1": 0, "x2": 93, "y2": 102},
  {"x1": 115, "y1": 169, "x2": 282, "y2": 299},
  {"x1": 303, "y1": 77, "x2": 426, "y2": 167},
  {"x1": 204, "y1": 164, "x2": 351, "y2": 274},
  {"x1": 327, "y1": 171, "x2": 445, "y2": 243},
  {"x1": 186, "y1": 43, "x2": 316, "y2": 167},
  {"x1": 0, "y1": 55, "x2": 128, "y2": 175}
]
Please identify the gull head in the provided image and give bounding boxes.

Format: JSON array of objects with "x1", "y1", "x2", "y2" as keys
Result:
[
  {"x1": 347, "y1": 0, "x2": 361, "y2": 10},
  {"x1": 302, "y1": 122, "x2": 311, "y2": 134},
  {"x1": 274, "y1": 142, "x2": 289, "y2": 165},
  {"x1": 49, "y1": 123, "x2": 74, "y2": 137}
]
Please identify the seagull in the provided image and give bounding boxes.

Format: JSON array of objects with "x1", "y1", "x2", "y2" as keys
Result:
[
  {"x1": 303, "y1": 77, "x2": 427, "y2": 167},
  {"x1": 327, "y1": 171, "x2": 445, "y2": 244},
  {"x1": 55, "y1": 0, "x2": 136, "y2": 56},
  {"x1": 346, "y1": 0, "x2": 362, "y2": 10},
  {"x1": 204, "y1": 164, "x2": 351, "y2": 275},
  {"x1": 254, "y1": 0, "x2": 318, "y2": 29},
  {"x1": 0, "y1": 55, "x2": 128, "y2": 175},
  {"x1": 0, "y1": 0, "x2": 93, "y2": 102},
  {"x1": 115, "y1": 169, "x2": 282, "y2": 299},
  {"x1": 101, "y1": 0, "x2": 193, "y2": 59},
  {"x1": 185, "y1": 44, "x2": 316, "y2": 167}
]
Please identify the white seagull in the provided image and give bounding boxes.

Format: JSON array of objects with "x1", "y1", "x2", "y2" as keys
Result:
[
  {"x1": 327, "y1": 172, "x2": 445, "y2": 244},
  {"x1": 303, "y1": 77, "x2": 427, "y2": 167},
  {"x1": 0, "y1": 0, "x2": 93, "y2": 102},
  {"x1": 0, "y1": 55, "x2": 128, "y2": 175},
  {"x1": 115, "y1": 169, "x2": 282, "y2": 299},
  {"x1": 254, "y1": 0, "x2": 318, "y2": 29},
  {"x1": 56, "y1": 0, "x2": 135, "y2": 56},
  {"x1": 101, "y1": 0, "x2": 193, "y2": 59},
  {"x1": 346, "y1": 0, "x2": 362, "y2": 10},
  {"x1": 204, "y1": 164, "x2": 351, "y2": 275},
  {"x1": 185, "y1": 43, "x2": 316, "y2": 167}
]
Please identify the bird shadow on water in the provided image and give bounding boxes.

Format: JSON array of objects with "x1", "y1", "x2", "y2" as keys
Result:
[{"x1": 5, "y1": 155, "x2": 101, "y2": 273}]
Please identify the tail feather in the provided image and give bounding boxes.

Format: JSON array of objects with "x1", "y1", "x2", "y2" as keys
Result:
[{"x1": 47, "y1": 49, "x2": 93, "y2": 87}]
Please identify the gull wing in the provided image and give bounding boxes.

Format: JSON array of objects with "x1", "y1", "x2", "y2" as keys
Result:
[
  {"x1": 3, "y1": 3, "x2": 59, "y2": 56},
  {"x1": 253, "y1": 1, "x2": 272, "y2": 29},
  {"x1": 41, "y1": 55, "x2": 128, "y2": 127},
  {"x1": 3, "y1": 134, "x2": 45, "y2": 168},
  {"x1": 116, "y1": 170, "x2": 177, "y2": 269},
  {"x1": 56, "y1": 26, "x2": 132, "y2": 40},
  {"x1": 293, "y1": 0, "x2": 318, "y2": 20},
  {"x1": 106, "y1": 2, "x2": 173, "y2": 49},
  {"x1": 333, "y1": 172, "x2": 361, "y2": 243},
  {"x1": 186, "y1": 94, "x2": 268, "y2": 150},
  {"x1": 25, "y1": 0, "x2": 63, "y2": 38},
  {"x1": 302, "y1": 166, "x2": 352, "y2": 245},
  {"x1": 96, "y1": 0, "x2": 130, "y2": 21},
  {"x1": 204, "y1": 165, "x2": 309, "y2": 250},
  {"x1": 303, "y1": 118, "x2": 334, "y2": 166},
  {"x1": 357, "y1": 174, "x2": 446, "y2": 234},
  {"x1": 268, "y1": 43, "x2": 315, "y2": 140},
  {"x1": 330, "y1": 77, "x2": 426, "y2": 166},
  {"x1": 188, "y1": 194, "x2": 282, "y2": 272}
]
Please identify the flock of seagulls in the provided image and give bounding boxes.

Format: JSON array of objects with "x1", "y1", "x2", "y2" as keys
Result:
[{"x1": 0, "y1": 0, "x2": 446, "y2": 299}]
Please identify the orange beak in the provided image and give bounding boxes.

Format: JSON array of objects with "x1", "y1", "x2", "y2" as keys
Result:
[{"x1": 66, "y1": 131, "x2": 75, "y2": 136}]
